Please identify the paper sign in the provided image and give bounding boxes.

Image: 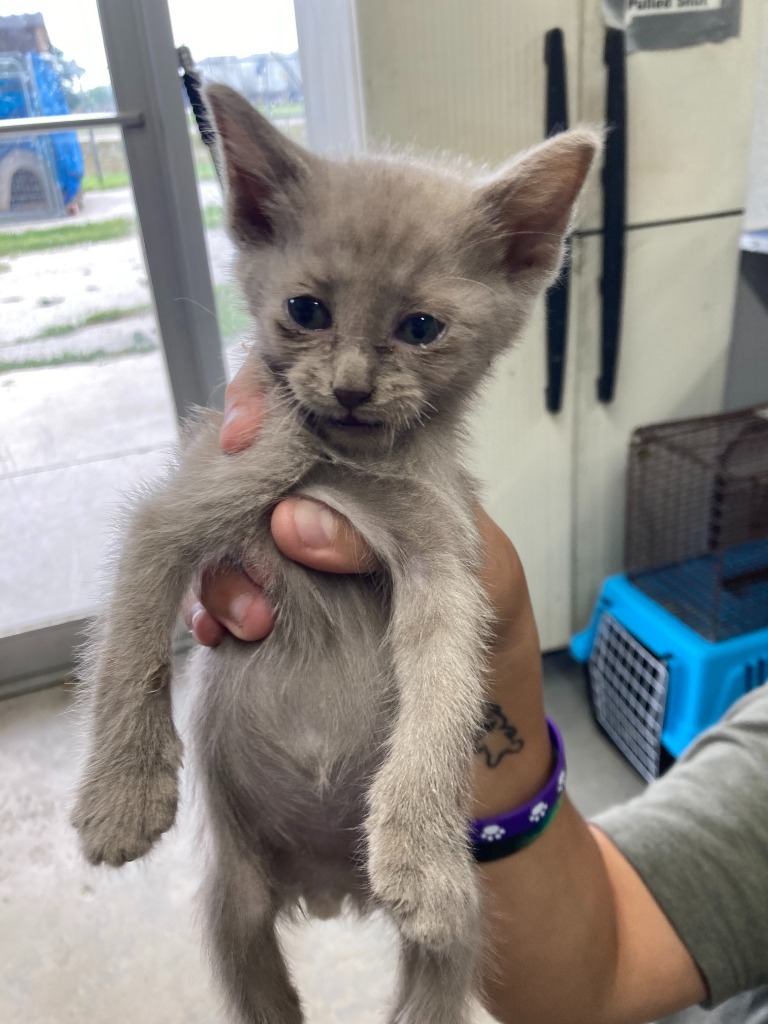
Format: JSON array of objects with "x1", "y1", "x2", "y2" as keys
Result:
[
  {"x1": 627, "y1": 0, "x2": 723, "y2": 16},
  {"x1": 603, "y1": 0, "x2": 740, "y2": 50}
]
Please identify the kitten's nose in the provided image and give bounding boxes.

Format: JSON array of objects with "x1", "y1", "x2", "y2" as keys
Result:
[{"x1": 333, "y1": 387, "x2": 373, "y2": 410}]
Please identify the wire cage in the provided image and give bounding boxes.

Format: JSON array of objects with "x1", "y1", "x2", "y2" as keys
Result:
[{"x1": 625, "y1": 405, "x2": 768, "y2": 642}]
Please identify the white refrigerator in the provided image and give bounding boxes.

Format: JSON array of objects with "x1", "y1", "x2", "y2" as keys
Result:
[{"x1": 300, "y1": 0, "x2": 763, "y2": 648}]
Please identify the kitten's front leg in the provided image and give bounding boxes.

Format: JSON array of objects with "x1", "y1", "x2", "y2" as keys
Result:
[
  {"x1": 72, "y1": 496, "x2": 199, "y2": 866},
  {"x1": 298, "y1": 480, "x2": 488, "y2": 952},
  {"x1": 367, "y1": 540, "x2": 489, "y2": 952},
  {"x1": 73, "y1": 423, "x2": 302, "y2": 867},
  {"x1": 72, "y1": 677, "x2": 182, "y2": 867}
]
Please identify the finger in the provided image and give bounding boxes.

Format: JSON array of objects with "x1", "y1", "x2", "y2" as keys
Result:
[
  {"x1": 189, "y1": 602, "x2": 226, "y2": 647},
  {"x1": 199, "y1": 566, "x2": 277, "y2": 640},
  {"x1": 220, "y1": 363, "x2": 266, "y2": 454},
  {"x1": 181, "y1": 591, "x2": 199, "y2": 632},
  {"x1": 271, "y1": 498, "x2": 379, "y2": 575},
  {"x1": 182, "y1": 593, "x2": 226, "y2": 647}
]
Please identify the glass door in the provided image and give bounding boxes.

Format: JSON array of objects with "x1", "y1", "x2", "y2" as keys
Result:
[
  {"x1": 167, "y1": 0, "x2": 304, "y2": 379},
  {"x1": 0, "y1": 0, "x2": 224, "y2": 691}
]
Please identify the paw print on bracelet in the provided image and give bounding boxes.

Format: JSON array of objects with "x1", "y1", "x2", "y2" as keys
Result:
[
  {"x1": 470, "y1": 718, "x2": 566, "y2": 863},
  {"x1": 528, "y1": 801, "x2": 549, "y2": 824},
  {"x1": 480, "y1": 823, "x2": 506, "y2": 842}
]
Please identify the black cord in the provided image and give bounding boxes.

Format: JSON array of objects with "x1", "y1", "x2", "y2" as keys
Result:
[{"x1": 177, "y1": 45, "x2": 221, "y2": 184}]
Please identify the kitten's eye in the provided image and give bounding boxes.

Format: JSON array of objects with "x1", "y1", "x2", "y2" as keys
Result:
[
  {"x1": 286, "y1": 295, "x2": 332, "y2": 331},
  {"x1": 395, "y1": 313, "x2": 444, "y2": 346}
]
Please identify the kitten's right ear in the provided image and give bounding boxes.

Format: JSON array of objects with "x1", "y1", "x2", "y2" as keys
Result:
[
  {"x1": 474, "y1": 127, "x2": 602, "y2": 286},
  {"x1": 205, "y1": 83, "x2": 313, "y2": 245}
]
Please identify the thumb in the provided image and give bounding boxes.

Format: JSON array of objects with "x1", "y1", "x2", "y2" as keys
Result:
[{"x1": 271, "y1": 498, "x2": 379, "y2": 574}]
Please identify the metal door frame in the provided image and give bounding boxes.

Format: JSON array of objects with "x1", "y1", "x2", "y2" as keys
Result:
[{"x1": 0, "y1": 0, "x2": 225, "y2": 695}]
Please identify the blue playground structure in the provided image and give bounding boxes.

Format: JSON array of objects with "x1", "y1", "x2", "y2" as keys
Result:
[{"x1": 0, "y1": 49, "x2": 83, "y2": 220}]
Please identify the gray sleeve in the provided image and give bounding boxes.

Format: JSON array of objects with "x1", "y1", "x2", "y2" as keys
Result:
[{"x1": 593, "y1": 684, "x2": 768, "y2": 1007}]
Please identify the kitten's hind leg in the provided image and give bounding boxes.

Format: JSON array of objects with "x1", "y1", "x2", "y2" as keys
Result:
[
  {"x1": 204, "y1": 850, "x2": 303, "y2": 1024},
  {"x1": 390, "y1": 938, "x2": 476, "y2": 1024}
]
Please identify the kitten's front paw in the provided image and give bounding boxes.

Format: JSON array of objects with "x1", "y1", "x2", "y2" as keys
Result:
[
  {"x1": 72, "y1": 740, "x2": 182, "y2": 867},
  {"x1": 367, "y1": 821, "x2": 478, "y2": 952}
]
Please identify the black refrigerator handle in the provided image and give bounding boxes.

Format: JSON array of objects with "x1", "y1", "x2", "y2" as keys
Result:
[
  {"x1": 597, "y1": 28, "x2": 627, "y2": 404},
  {"x1": 544, "y1": 27, "x2": 570, "y2": 414}
]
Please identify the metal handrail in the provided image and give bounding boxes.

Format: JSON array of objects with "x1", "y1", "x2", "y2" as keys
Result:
[{"x1": 0, "y1": 111, "x2": 144, "y2": 135}]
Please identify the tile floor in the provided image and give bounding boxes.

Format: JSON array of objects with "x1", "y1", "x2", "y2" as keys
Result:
[{"x1": 0, "y1": 652, "x2": 644, "y2": 1024}]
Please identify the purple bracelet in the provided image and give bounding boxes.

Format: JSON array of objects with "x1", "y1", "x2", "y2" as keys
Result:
[{"x1": 470, "y1": 717, "x2": 566, "y2": 863}]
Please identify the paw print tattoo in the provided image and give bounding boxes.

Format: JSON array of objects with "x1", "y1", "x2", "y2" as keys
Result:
[{"x1": 475, "y1": 702, "x2": 525, "y2": 768}]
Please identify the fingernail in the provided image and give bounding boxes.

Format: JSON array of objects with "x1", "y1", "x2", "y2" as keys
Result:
[
  {"x1": 231, "y1": 594, "x2": 254, "y2": 628},
  {"x1": 293, "y1": 499, "x2": 337, "y2": 549},
  {"x1": 222, "y1": 405, "x2": 243, "y2": 432}
]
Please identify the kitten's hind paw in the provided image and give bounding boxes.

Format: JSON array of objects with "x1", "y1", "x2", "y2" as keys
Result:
[{"x1": 72, "y1": 738, "x2": 182, "y2": 867}]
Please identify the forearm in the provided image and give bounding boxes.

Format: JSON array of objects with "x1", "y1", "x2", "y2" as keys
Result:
[
  {"x1": 472, "y1": 624, "x2": 620, "y2": 1024},
  {"x1": 471, "y1": 543, "x2": 704, "y2": 1024},
  {"x1": 476, "y1": 795, "x2": 619, "y2": 1024},
  {"x1": 473, "y1": 679, "x2": 705, "y2": 1024}
]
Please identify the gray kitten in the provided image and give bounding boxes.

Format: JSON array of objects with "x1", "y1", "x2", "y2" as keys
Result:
[{"x1": 72, "y1": 84, "x2": 598, "y2": 1024}]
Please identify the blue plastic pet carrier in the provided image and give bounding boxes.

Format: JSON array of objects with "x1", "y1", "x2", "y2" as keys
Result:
[{"x1": 571, "y1": 406, "x2": 768, "y2": 781}]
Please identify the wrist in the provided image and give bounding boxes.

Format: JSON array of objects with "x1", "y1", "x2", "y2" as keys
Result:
[
  {"x1": 473, "y1": 709, "x2": 552, "y2": 818},
  {"x1": 471, "y1": 717, "x2": 566, "y2": 862},
  {"x1": 472, "y1": 643, "x2": 551, "y2": 818}
]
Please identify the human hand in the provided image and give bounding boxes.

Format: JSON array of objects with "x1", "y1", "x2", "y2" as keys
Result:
[
  {"x1": 189, "y1": 367, "x2": 529, "y2": 635},
  {"x1": 183, "y1": 366, "x2": 378, "y2": 645},
  {"x1": 186, "y1": 364, "x2": 551, "y2": 814}
]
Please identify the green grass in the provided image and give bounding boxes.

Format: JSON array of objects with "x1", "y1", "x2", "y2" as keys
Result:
[
  {"x1": 0, "y1": 334, "x2": 157, "y2": 374},
  {"x1": 195, "y1": 158, "x2": 218, "y2": 182},
  {"x1": 12, "y1": 286, "x2": 244, "y2": 348},
  {"x1": 81, "y1": 171, "x2": 131, "y2": 192},
  {"x1": 204, "y1": 204, "x2": 224, "y2": 230},
  {"x1": 81, "y1": 156, "x2": 217, "y2": 192},
  {"x1": 214, "y1": 281, "x2": 250, "y2": 342},
  {"x1": 0, "y1": 201, "x2": 225, "y2": 258},
  {"x1": 2, "y1": 283, "x2": 247, "y2": 370},
  {"x1": 2, "y1": 212, "x2": 246, "y2": 358},
  {"x1": 28, "y1": 304, "x2": 153, "y2": 341},
  {"x1": 0, "y1": 217, "x2": 133, "y2": 257},
  {"x1": 260, "y1": 101, "x2": 304, "y2": 119}
]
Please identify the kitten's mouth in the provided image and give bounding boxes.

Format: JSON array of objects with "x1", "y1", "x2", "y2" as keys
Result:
[
  {"x1": 298, "y1": 406, "x2": 385, "y2": 438},
  {"x1": 327, "y1": 414, "x2": 384, "y2": 431}
]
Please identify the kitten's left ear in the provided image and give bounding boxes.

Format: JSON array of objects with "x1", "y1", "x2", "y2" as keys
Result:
[
  {"x1": 205, "y1": 83, "x2": 315, "y2": 245},
  {"x1": 476, "y1": 127, "x2": 602, "y2": 284}
]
